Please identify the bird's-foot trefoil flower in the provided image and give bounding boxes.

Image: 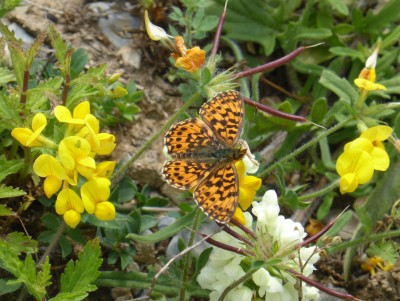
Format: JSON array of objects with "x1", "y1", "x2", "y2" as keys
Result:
[
  {"x1": 33, "y1": 154, "x2": 67, "y2": 198},
  {"x1": 81, "y1": 178, "x2": 115, "y2": 221},
  {"x1": 11, "y1": 113, "x2": 56, "y2": 148},
  {"x1": 55, "y1": 188, "x2": 84, "y2": 228},
  {"x1": 336, "y1": 125, "x2": 392, "y2": 194}
]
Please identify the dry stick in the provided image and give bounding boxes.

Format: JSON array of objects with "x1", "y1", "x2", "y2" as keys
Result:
[
  {"x1": 201, "y1": 234, "x2": 255, "y2": 257},
  {"x1": 229, "y1": 218, "x2": 257, "y2": 239},
  {"x1": 146, "y1": 232, "x2": 216, "y2": 300},
  {"x1": 219, "y1": 224, "x2": 254, "y2": 247},
  {"x1": 210, "y1": 0, "x2": 228, "y2": 58},
  {"x1": 61, "y1": 73, "x2": 70, "y2": 106},
  {"x1": 288, "y1": 269, "x2": 362, "y2": 301}
]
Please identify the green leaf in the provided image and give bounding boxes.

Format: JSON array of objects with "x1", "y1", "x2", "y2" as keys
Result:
[
  {"x1": 127, "y1": 210, "x2": 197, "y2": 243},
  {"x1": 329, "y1": 47, "x2": 363, "y2": 61},
  {"x1": 294, "y1": 27, "x2": 332, "y2": 41},
  {"x1": 310, "y1": 97, "x2": 328, "y2": 123},
  {"x1": 0, "y1": 67, "x2": 15, "y2": 84},
  {"x1": 206, "y1": 0, "x2": 283, "y2": 55},
  {"x1": 319, "y1": 70, "x2": 357, "y2": 104},
  {"x1": 2, "y1": 232, "x2": 38, "y2": 254},
  {"x1": 0, "y1": 204, "x2": 13, "y2": 216},
  {"x1": 364, "y1": 0, "x2": 400, "y2": 33},
  {"x1": 0, "y1": 155, "x2": 24, "y2": 182},
  {"x1": 48, "y1": 292, "x2": 88, "y2": 301},
  {"x1": 355, "y1": 154, "x2": 400, "y2": 232},
  {"x1": 58, "y1": 238, "x2": 102, "y2": 294},
  {"x1": 70, "y1": 48, "x2": 88, "y2": 80},
  {"x1": 0, "y1": 185, "x2": 26, "y2": 198},
  {"x1": 26, "y1": 76, "x2": 63, "y2": 110},
  {"x1": 326, "y1": 0, "x2": 349, "y2": 15},
  {"x1": 0, "y1": 279, "x2": 21, "y2": 296},
  {"x1": 316, "y1": 194, "x2": 334, "y2": 220},
  {"x1": 320, "y1": 211, "x2": 353, "y2": 247}
]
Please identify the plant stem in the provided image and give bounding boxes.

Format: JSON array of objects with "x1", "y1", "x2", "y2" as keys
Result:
[
  {"x1": 218, "y1": 268, "x2": 257, "y2": 301},
  {"x1": 38, "y1": 222, "x2": 65, "y2": 266},
  {"x1": 259, "y1": 117, "x2": 351, "y2": 178},
  {"x1": 297, "y1": 179, "x2": 339, "y2": 202},
  {"x1": 179, "y1": 209, "x2": 202, "y2": 301},
  {"x1": 110, "y1": 92, "x2": 200, "y2": 184},
  {"x1": 328, "y1": 228, "x2": 400, "y2": 253}
]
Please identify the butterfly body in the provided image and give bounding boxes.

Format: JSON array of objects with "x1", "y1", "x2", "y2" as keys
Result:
[{"x1": 162, "y1": 91, "x2": 245, "y2": 223}]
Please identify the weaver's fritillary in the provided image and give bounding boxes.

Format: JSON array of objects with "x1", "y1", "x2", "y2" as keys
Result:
[{"x1": 162, "y1": 91, "x2": 246, "y2": 223}]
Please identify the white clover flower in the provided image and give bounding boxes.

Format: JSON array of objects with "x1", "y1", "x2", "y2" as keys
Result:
[{"x1": 197, "y1": 190, "x2": 320, "y2": 301}]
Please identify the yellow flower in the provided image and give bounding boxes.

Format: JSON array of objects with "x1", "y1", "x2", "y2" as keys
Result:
[
  {"x1": 81, "y1": 114, "x2": 116, "y2": 155},
  {"x1": 171, "y1": 36, "x2": 205, "y2": 73},
  {"x1": 11, "y1": 113, "x2": 47, "y2": 147},
  {"x1": 236, "y1": 160, "x2": 262, "y2": 211},
  {"x1": 55, "y1": 188, "x2": 84, "y2": 228},
  {"x1": 144, "y1": 10, "x2": 172, "y2": 41},
  {"x1": 33, "y1": 154, "x2": 67, "y2": 198},
  {"x1": 94, "y1": 161, "x2": 116, "y2": 178},
  {"x1": 54, "y1": 101, "x2": 90, "y2": 132},
  {"x1": 81, "y1": 178, "x2": 115, "y2": 220},
  {"x1": 354, "y1": 45, "x2": 386, "y2": 91},
  {"x1": 361, "y1": 256, "x2": 393, "y2": 276},
  {"x1": 110, "y1": 86, "x2": 128, "y2": 98},
  {"x1": 336, "y1": 149, "x2": 374, "y2": 194},
  {"x1": 336, "y1": 125, "x2": 392, "y2": 194},
  {"x1": 232, "y1": 207, "x2": 246, "y2": 225},
  {"x1": 58, "y1": 136, "x2": 96, "y2": 179}
]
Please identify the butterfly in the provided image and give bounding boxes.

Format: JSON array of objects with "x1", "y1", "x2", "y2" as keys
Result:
[{"x1": 162, "y1": 90, "x2": 246, "y2": 223}]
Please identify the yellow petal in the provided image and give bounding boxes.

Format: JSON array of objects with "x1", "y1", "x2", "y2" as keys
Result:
[
  {"x1": 239, "y1": 186, "x2": 256, "y2": 211},
  {"x1": 94, "y1": 201, "x2": 116, "y2": 220},
  {"x1": 360, "y1": 125, "x2": 392, "y2": 142},
  {"x1": 55, "y1": 188, "x2": 84, "y2": 215},
  {"x1": 54, "y1": 106, "x2": 84, "y2": 124},
  {"x1": 235, "y1": 160, "x2": 246, "y2": 179},
  {"x1": 95, "y1": 161, "x2": 116, "y2": 178},
  {"x1": 11, "y1": 128, "x2": 39, "y2": 147},
  {"x1": 174, "y1": 46, "x2": 205, "y2": 72},
  {"x1": 110, "y1": 86, "x2": 128, "y2": 98},
  {"x1": 43, "y1": 176, "x2": 62, "y2": 198},
  {"x1": 63, "y1": 210, "x2": 81, "y2": 228},
  {"x1": 33, "y1": 154, "x2": 67, "y2": 179},
  {"x1": 336, "y1": 149, "x2": 374, "y2": 184},
  {"x1": 73, "y1": 101, "x2": 90, "y2": 119},
  {"x1": 231, "y1": 207, "x2": 245, "y2": 225},
  {"x1": 81, "y1": 179, "x2": 111, "y2": 214},
  {"x1": 354, "y1": 78, "x2": 386, "y2": 91},
  {"x1": 94, "y1": 133, "x2": 116, "y2": 155},
  {"x1": 370, "y1": 147, "x2": 390, "y2": 171},
  {"x1": 31, "y1": 113, "x2": 47, "y2": 132},
  {"x1": 339, "y1": 173, "x2": 358, "y2": 194},
  {"x1": 345, "y1": 138, "x2": 374, "y2": 153}
]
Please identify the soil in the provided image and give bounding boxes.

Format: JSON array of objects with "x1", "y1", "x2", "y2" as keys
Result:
[{"x1": 3, "y1": 1, "x2": 398, "y2": 300}]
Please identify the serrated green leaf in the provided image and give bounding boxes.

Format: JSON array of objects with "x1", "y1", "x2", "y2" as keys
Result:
[
  {"x1": 0, "y1": 204, "x2": 13, "y2": 216},
  {"x1": 59, "y1": 238, "x2": 102, "y2": 294},
  {"x1": 26, "y1": 76, "x2": 63, "y2": 110},
  {"x1": 0, "y1": 67, "x2": 15, "y2": 84},
  {"x1": 319, "y1": 70, "x2": 357, "y2": 104},
  {"x1": 2, "y1": 232, "x2": 37, "y2": 254},
  {"x1": 49, "y1": 292, "x2": 88, "y2": 301},
  {"x1": 0, "y1": 155, "x2": 24, "y2": 182},
  {"x1": 0, "y1": 185, "x2": 26, "y2": 198}
]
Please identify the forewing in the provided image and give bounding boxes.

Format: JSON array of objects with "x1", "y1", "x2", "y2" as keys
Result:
[
  {"x1": 162, "y1": 160, "x2": 216, "y2": 190},
  {"x1": 164, "y1": 118, "x2": 218, "y2": 155},
  {"x1": 193, "y1": 161, "x2": 239, "y2": 223},
  {"x1": 199, "y1": 90, "x2": 244, "y2": 147}
]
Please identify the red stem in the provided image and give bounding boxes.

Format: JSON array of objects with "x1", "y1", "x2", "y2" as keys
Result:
[
  {"x1": 220, "y1": 224, "x2": 254, "y2": 247},
  {"x1": 234, "y1": 46, "x2": 306, "y2": 79},
  {"x1": 210, "y1": 1, "x2": 228, "y2": 58},
  {"x1": 201, "y1": 234, "x2": 255, "y2": 257},
  {"x1": 242, "y1": 97, "x2": 307, "y2": 122},
  {"x1": 229, "y1": 218, "x2": 257, "y2": 239},
  {"x1": 288, "y1": 269, "x2": 361, "y2": 301},
  {"x1": 62, "y1": 73, "x2": 70, "y2": 106},
  {"x1": 20, "y1": 67, "x2": 29, "y2": 106}
]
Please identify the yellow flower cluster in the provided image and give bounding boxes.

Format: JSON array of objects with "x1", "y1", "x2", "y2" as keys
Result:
[
  {"x1": 11, "y1": 101, "x2": 117, "y2": 228},
  {"x1": 336, "y1": 125, "x2": 392, "y2": 194}
]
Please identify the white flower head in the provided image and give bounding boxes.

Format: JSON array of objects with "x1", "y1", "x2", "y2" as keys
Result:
[
  {"x1": 197, "y1": 189, "x2": 320, "y2": 301},
  {"x1": 240, "y1": 139, "x2": 259, "y2": 174}
]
